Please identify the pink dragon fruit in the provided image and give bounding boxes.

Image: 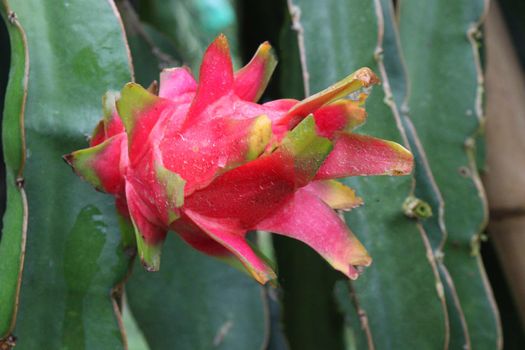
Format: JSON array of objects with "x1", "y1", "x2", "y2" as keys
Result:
[{"x1": 64, "y1": 35, "x2": 413, "y2": 284}]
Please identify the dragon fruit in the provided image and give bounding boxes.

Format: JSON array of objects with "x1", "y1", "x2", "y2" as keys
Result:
[{"x1": 64, "y1": 35, "x2": 413, "y2": 284}]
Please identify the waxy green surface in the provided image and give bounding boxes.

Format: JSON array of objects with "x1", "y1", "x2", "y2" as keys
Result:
[
  {"x1": 0, "y1": 0, "x2": 27, "y2": 339},
  {"x1": 380, "y1": 0, "x2": 471, "y2": 347},
  {"x1": 399, "y1": 0, "x2": 502, "y2": 348},
  {"x1": 282, "y1": 1, "x2": 454, "y2": 349},
  {"x1": 4, "y1": 0, "x2": 134, "y2": 348},
  {"x1": 282, "y1": 0, "x2": 447, "y2": 348},
  {"x1": 126, "y1": 235, "x2": 269, "y2": 350}
]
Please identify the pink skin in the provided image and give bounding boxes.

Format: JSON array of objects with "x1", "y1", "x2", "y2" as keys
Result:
[
  {"x1": 256, "y1": 188, "x2": 371, "y2": 279},
  {"x1": 90, "y1": 133, "x2": 127, "y2": 194},
  {"x1": 66, "y1": 34, "x2": 413, "y2": 284},
  {"x1": 315, "y1": 133, "x2": 414, "y2": 180},
  {"x1": 233, "y1": 41, "x2": 277, "y2": 102},
  {"x1": 159, "y1": 67, "x2": 197, "y2": 100},
  {"x1": 302, "y1": 180, "x2": 363, "y2": 211}
]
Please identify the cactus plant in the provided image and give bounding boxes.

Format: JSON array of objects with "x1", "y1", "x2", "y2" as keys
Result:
[
  {"x1": 0, "y1": 0, "x2": 516, "y2": 349},
  {"x1": 399, "y1": 0, "x2": 502, "y2": 348},
  {"x1": 0, "y1": 1, "x2": 27, "y2": 342}
]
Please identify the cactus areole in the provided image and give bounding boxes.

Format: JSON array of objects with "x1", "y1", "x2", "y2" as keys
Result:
[{"x1": 64, "y1": 35, "x2": 413, "y2": 284}]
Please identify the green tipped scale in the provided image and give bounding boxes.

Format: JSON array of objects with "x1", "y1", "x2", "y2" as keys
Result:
[
  {"x1": 64, "y1": 138, "x2": 114, "y2": 192},
  {"x1": 280, "y1": 67, "x2": 379, "y2": 129},
  {"x1": 116, "y1": 82, "x2": 159, "y2": 139},
  {"x1": 135, "y1": 232, "x2": 163, "y2": 272},
  {"x1": 234, "y1": 42, "x2": 278, "y2": 102},
  {"x1": 279, "y1": 115, "x2": 333, "y2": 185},
  {"x1": 245, "y1": 114, "x2": 272, "y2": 161},
  {"x1": 154, "y1": 161, "x2": 186, "y2": 223}
]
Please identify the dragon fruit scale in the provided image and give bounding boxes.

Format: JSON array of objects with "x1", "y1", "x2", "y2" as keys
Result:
[{"x1": 64, "y1": 34, "x2": 413, "y2": 284}]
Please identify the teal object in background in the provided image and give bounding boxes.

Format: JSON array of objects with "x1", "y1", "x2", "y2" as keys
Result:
[{"x1": 196, "y1": 0, "x2": 235, "y2": 34}]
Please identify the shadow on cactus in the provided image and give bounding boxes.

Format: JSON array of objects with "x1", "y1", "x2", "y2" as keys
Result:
[{"x1": 63, "y1": 34, "x2": 413, "y2": 284}]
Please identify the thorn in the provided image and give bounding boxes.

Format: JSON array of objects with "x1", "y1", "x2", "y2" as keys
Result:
[
  {"x1": 15, "y1": 177, "x2": 24, "y2": 188},
  {"x1": 213, "y1": 320, "x2": 233, "y2": 347},
  {"x1": 8, "y1": 11, "x2": 17, "y2": 24},
  {"x1": 141, "y1": 260, "x2": 159, "y2": 272},
  {"x1": 458, "y1": 166, "x2": 470, "y2": 177},
  {"x1": 147, "y1": 80, "x2": 159, "y2": 95},
  {"x1": 0, "y1": 334, "x2": 17, "y2": 350},
  {"x1": 62, "y1": 153, "x2": 73, "y2": 165}
]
